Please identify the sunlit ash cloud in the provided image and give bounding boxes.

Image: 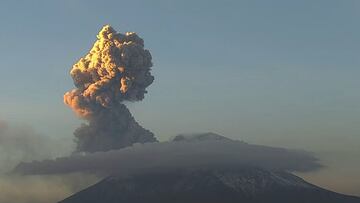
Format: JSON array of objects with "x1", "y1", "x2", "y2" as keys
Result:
[{"x1": 64, "y1": 25, "x2": 157, "y2": 153}]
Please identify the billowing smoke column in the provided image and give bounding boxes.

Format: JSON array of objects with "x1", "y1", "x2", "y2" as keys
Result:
[{"x1": 64, "y1": 25, "x2": 157, "y2": 153}]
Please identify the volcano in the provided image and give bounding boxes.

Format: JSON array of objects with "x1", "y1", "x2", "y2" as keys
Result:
[{"x1": 59, "y1": 167, "x2": 360, "y2": 203}]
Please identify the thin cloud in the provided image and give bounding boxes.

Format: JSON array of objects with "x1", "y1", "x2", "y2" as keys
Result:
[{"x1": 14, "y1": 139, "x2": 321, "y2": 176}]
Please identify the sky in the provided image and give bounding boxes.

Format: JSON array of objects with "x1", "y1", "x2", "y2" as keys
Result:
[{"x1": 0, "y1": 0, "x2": 359, "y2": 196}]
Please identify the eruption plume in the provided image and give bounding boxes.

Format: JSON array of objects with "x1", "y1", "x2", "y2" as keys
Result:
[{"x1": 64, "y1": 25, "x2": 157, "y2": 152}]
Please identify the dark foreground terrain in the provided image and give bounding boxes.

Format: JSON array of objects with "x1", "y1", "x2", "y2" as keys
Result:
[{"x1": 59, "y1": 167, "x2": 360, "y2": 203}]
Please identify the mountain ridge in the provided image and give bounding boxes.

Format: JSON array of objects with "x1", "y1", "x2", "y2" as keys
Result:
[{"x1": 59, "y1": 167, "x2": 360, "y2": 203}]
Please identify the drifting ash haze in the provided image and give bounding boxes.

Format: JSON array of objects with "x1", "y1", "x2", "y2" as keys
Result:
[
  {"x1": 0, "y1": 120, "x2": 97, "y2": 203},
  {"x1": 0, "y1": 120, "x2": 71, "y2": 173},
  {"x1": 64, "y1": 25, "x2": 157, "y2": 152}
]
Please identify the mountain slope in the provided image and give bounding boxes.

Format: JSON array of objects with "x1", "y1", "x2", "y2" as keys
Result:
[
  {"x1": 59, "y1": 168, "x2": 360, "y2": 203},
  {"x1": 171, "y1": 132, "x2": 232, "y2": 142}
]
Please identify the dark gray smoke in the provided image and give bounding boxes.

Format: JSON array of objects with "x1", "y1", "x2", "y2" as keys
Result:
[{"x1": 64, "y1": 25, "x2": 157, "y2": 152}]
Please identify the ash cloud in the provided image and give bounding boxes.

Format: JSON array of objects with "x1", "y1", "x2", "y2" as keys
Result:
[
  {"x1": 14, "y1": 138, "x2": 321, "y2": 177},
  {"x1": 64, "y1": 25, "x2": 157, "y2": 153},
  {"x1": 0, "y1": 174, "x2": 98, "y2": 203},
  {"x1": 0, "y1": 120, "x2": 96, "y2": 203},
  {"x1": 0, "y1": 120, "x2": 71, "y2": 173}
]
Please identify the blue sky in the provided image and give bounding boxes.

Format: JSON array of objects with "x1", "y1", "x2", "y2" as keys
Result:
[{"x1": 0, "y1": 0, "x2": 359, "y2": 193}]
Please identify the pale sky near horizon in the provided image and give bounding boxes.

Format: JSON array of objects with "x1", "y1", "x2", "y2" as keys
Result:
[{"x1": 0, "y1": 0, "x2": 359, "y2": 195}]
